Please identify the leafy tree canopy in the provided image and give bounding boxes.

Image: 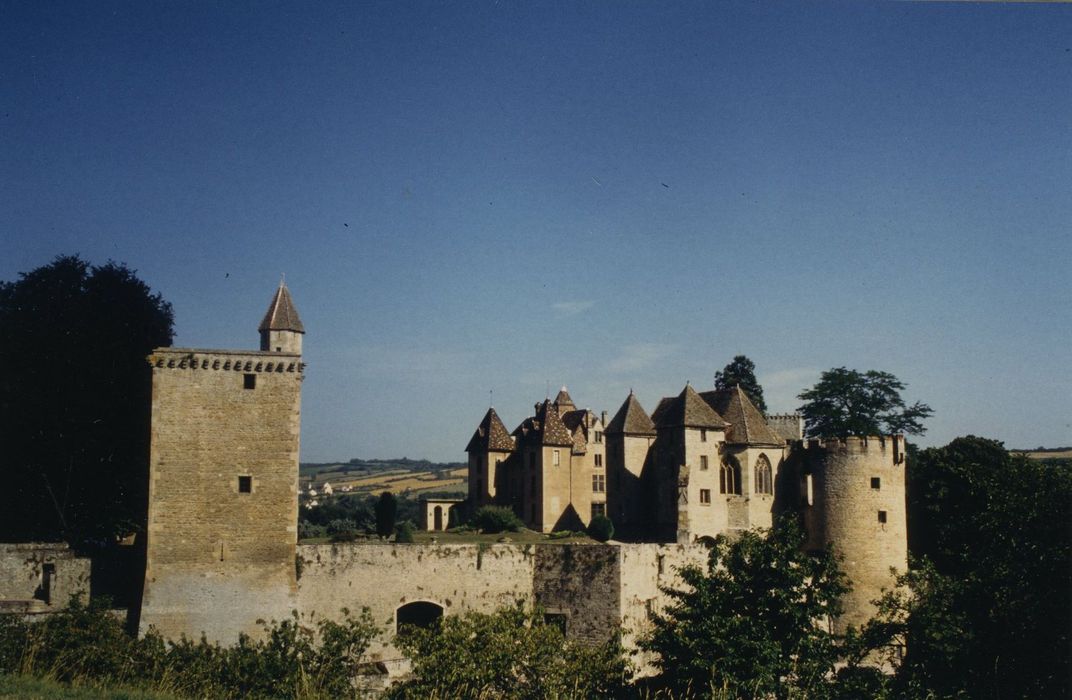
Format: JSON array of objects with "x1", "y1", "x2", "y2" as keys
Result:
[
  {"x1": 871, "y1": 437, "x2": 1072, "y2": 699},
  {"x1": 714, "y1": 354, "x2": 767, "y2": 413},
  {"x1": 640, "y1": 520, "x2": 878, "y2": 699},
  {"x1": 386, "y1": 604, "x2": 628, "y2": 699},
  {"x1": 0, "y1": 255, "x2": 173, "y2": 544},
  {"x1": 797, "y1": 367, "x2": 932, "y2": 438}
]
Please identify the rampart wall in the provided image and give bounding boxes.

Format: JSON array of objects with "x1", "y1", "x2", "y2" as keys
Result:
[{"x1": 0, "y1": 543, "x2": 90, "y2": 613}]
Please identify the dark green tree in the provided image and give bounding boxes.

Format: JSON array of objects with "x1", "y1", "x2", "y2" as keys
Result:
[
  {"x1": 472, "y1": 505, "x2": 523, "y2": 534},
  {"x1": 374, "y1": 491, "x2": 397, "y2": 538},
  {"x1": 797, "y1": 367, "x2": 932, "y2": 438},
  {"x1": 587, "y1": 515, "x2": 614, "y2": 542},
  {"x1": 0, "y1": 255, "x2": 173, "y2": 543},
  {"x1": 872, "y1": 437, "x2": 1072, "y2": 699},
  {"x1": 714, "y1": 354, "x2": 767, "y2": 413},
  {"x1": 640, "y1": 520, "x2": 867, "y2": 699},
  {"x1": 386, "y1": 604, "x2": 628, "y2": 699}
]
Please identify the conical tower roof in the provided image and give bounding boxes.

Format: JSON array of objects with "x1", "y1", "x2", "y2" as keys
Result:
[
  {"x1": 605, "y1": 391, "x2": 656, "y2": 436},
  {"x1": 553, "y1": 386, "x2": 575, "y2": 412},
  {"x1": 652, "y1": 384, "x2": 728, "y2": 429},
  {"x1": 465, "y1": 407, "x2": 515, "y2": 453},
  {"x1": 700, "y1": 386, "x2": 784, "y2": 445},
  {"x1": 259, "y1": 282, "x2": 304, "y2": 333}
]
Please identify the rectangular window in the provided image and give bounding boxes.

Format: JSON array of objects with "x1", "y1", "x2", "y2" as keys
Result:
[
  {"x1": 871, "y1": 477, "x2": 881, "y2": 490},
  {"x1": 591, "y1": 503, "x2": 606, "y2": 519},
  {"x1": 699, "y1": 489, "x2": 711, "y2": 505},
  {"x1": 243, "y1": 373, "x2": 256, "y2": 390},
  {"x1": 553, "y1": 449, "x2": 560, "y2": 466},
  {"x1": 593, "y1": 474, "x2": 605, "y2": 493},
  {"x1": 878, "y1": 510, "x2": 888, "y2": 524},
  {"x1": 700, "y1": 455, "x2": 708, "y2": 471},
  {"x1": 595, "y1": 454, "x2": 603, "y2": 468},
  {"x1": 238, "y1": 475, "x2": 252, "y2": 493},
  {"x1": 701, "y1": 429, "x2": 707, "y2": 442},
  {"x1": 595, "y1": 431, "x2": 603, "y2": 444}
]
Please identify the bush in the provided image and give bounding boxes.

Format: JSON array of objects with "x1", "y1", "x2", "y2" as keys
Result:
[
  {"x1": 394, "y1": 521, "x2": 416, "y2": 543},
  {"x1": 472, "y1": 506, "x2": 523, "y2": 534},
  {"x1": 587, "y1": 516, "x2": 614, "y2": 542},
  {"x1": 0, "y1": 597, "x2": 380, "y2": 699}
]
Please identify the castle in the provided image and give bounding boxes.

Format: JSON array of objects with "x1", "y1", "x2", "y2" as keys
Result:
[{"x1": 124, "y1": 283, "x2": 907, "y2": 664}]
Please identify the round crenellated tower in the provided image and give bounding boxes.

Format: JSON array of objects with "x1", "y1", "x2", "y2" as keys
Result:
[{"x1": 798, "y1": 435, "x2": 908, "y2": 632}]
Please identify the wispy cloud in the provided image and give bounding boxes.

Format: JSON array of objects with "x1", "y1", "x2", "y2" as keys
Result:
[
  {"x1": 552, "y1": 300, "x2": 595, "y2": 316},
  {"x1": 605, "y1": 343, "x2": 677, "y2": 374}
]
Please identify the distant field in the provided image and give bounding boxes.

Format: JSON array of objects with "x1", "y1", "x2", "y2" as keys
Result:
[
  {"x1": 1016, "y1": 449, "x2": 1072, "y2": 460},
  {"x1": 302, "y1": 466, "x2": 468, "y2": 496}
]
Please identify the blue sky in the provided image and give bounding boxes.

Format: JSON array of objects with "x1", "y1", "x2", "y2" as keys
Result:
[{"x1": 2, "y1": 1, "x2": 1069, "y2": 461}]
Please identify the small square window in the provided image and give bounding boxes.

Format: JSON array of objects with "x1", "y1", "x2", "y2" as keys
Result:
[
  {"x1": 878, "y1": 510, "x2": 887, "y2": 524},
  {"x1": 871, "y1": 477, "x2": 881, "y2": 489},
  {"x1": 238, "y1": 475, "x2": 252, "y2": 493},
  {"x1": 699, "y1": 489, "x2": 711, "y2": 505},
  {"x1": 591, "y1": 503, "x2": 606, "y2": 519},
  {"x1": 243, "y1": 374, "x2": 256, "y2": 390}
]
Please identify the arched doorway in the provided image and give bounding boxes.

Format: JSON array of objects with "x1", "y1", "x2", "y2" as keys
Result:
[
  {"x1": 396, "y1": 601, "x2": 444, "y2": 634},
  {"x1": 433, "y1": 505, "x2": 443, "y2": 531}
]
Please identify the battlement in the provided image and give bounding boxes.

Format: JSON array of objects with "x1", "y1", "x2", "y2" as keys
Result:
[
  {"x1": 794, "y1": 434, "x2": 904, "y2": 453},
  {"x1": 146, "y1": 348, "x2": 304, "y2": 374}
]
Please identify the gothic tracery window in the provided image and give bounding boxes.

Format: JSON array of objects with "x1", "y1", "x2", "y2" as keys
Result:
[
  {"x1": 754, "y1": 454, "x2": 773, "y2": 495},
  {"x1": 720, "y1": 456, "x2": 742, "y2": 495}
]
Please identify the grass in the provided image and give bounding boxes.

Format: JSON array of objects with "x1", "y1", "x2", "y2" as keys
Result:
[{"x1": 0, "y1": 674, "x2": 181, "y2": 700}]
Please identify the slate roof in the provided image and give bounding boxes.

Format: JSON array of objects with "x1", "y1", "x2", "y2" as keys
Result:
[
  {"x1": 512, "y1": 400, "x2": 574, "y2": 447},
  {"x1": 258, "y1": 282, "x2": 305, "y2": 333},
  {"x1": 561, "y1": 408, "x2": 591, "y2": 432},
  {"x1": 605, "y1": 391, "x2": 656, "y2": 436},
  {"x1": 553, "y1": 387, "x2": 576, "y2": 412},
  {"x1": 699, "y1": 386, "x2": 784, "y2": 445},
  {"x1": 651, "y1": 384, "x2": 728, "y2": 429},
  {"x1": 465, "y1": 407, "x2": 516, "y2": 453}
]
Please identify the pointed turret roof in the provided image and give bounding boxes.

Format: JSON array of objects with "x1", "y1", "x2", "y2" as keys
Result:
[
  {"x1": 605, "y1": 391, "x2": 656, "y2": 436},
  {"x1": 465, "y1": 407, "x2": 515, "y2": 453},
  {"x1": 553, "y1": 386, "x2": 575, "y2": 412},
  {"x1": 652, "y1": 384, "x2": 728, "y2": 429},
  {"x1": 699, "y1": 386, "x2": 784, "y2": 445},
  {"x1": 259, "y1": 282, "x2": 304, "y2": 333}
]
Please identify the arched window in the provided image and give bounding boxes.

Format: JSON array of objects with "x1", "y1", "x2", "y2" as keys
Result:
[
  {"x1": 754, "y1": 454, "x2": 773, "y2": 495},
  {"x1": 396, "y1": 601, "x2": 444, "y2": 634},
  {"x1": 720, "y1": 456, "x2": 742, "y2": 495}
]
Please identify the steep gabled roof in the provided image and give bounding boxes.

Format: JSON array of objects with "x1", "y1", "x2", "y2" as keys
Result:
[
  {"x1": 465, "y1": 407, "x2": 515, "y2": 453},
  {"x1": 258, "y1": 282, "x2": 305, "y2": 333},
  {"x1": 652, "y1": 384, "x2": 728, "y2": 430},
  {"x1": 605, "y1": 391, "x2": 656, "y2": 436},
  {"x1": 699, "y1": 386, "x2": 784, "y2": 445},
  {"x1": 512, "y1": 400, "x2": 574, "y2": 448},
  {"x1": 571, "y1": 425, "x2": 588, "y2": 455},
  {"x1": 538, "y1": 400, "x2": 574, "y2": 446},
  {"x1": 561, "y1": 408, "x2": 591, "y2": 432}
]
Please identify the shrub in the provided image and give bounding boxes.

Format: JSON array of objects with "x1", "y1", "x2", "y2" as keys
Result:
[
  {"x1": 587, "y1": 516, "x2": 615, "y2": 542},
  {"x1": 394, "y1": 521, "x2": 416, "y2": 543},
  {"x1": 473, "y1": 506, "x2": 523, "y2": 534},
  {"x1": 0, "y1": 597, "x2": 380, "y2": 699}
]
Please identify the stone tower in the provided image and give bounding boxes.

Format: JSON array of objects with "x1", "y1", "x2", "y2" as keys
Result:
[
  {"x1": 798, "y1": 435, "x2": 908, "y2": 631},
  {"x1": 604, "y1": 391, "x2": 656, "y2": 537},
  {"x1": 259, "y1": 281, "x2": 304, "y2": 354},
  {"x1": 465, "y1": 407, "x2": 514, "y2": 506},
  {"x1": 139, "y1": 284, "x2": 305, "y2": 643}
]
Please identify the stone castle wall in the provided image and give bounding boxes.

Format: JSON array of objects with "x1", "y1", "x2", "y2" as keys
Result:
[
  {"x1": 0, "y1": 543, "x2": 91, "y2": 613},
  {"x1": 139, "y1": 348, "x2": 303, "y2": 643}
]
